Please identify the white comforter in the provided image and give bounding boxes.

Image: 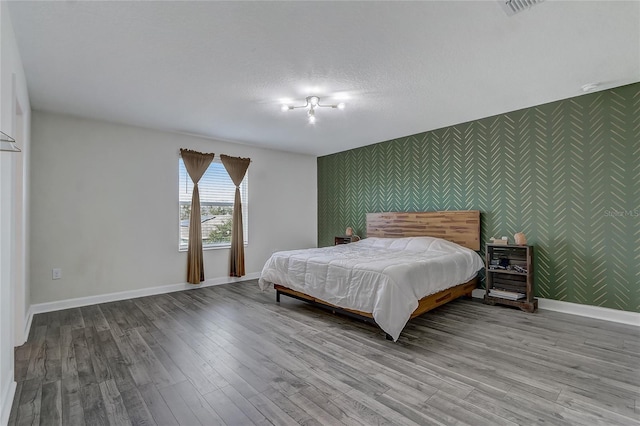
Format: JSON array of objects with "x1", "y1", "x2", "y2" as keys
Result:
[{"x1": 258, "y1": 237, "x2": 484, "y2": 341}]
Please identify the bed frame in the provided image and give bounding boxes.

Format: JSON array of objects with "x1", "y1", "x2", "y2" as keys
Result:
[{"x1": 274, "y1": 210, "x2": 481, "y2": 340}]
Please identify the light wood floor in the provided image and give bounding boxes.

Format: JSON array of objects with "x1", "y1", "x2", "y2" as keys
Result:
[{"x1": 9, "y1": 279, "x2": 640, "y2": 425}]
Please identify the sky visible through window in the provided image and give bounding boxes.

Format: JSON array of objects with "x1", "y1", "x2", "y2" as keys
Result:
[{"x1": 179, "y1": 160, "x2": 237, "y2": 204}]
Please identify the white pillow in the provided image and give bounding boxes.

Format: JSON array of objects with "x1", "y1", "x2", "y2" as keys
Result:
[{"x1": 358, "y1": 236, "x2": 467, "y2": 253}]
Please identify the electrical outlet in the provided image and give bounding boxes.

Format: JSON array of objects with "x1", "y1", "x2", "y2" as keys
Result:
[{"x1": 52, "y1": 268, "x2": 62, "y2": 280}]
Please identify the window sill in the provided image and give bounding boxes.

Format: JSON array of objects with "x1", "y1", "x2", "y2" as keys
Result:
[{"x1": 179, "y1": 243, "x2": 248, "y2": 253}]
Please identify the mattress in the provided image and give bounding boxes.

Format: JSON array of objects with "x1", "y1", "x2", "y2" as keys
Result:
[{"x1": 258, "y1": 236, "x2": 484, "y2": 340}]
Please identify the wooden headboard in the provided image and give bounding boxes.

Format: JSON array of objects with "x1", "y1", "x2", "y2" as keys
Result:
[{"x1": 366, "y1": 210, "x2": 480, "y2": 251}]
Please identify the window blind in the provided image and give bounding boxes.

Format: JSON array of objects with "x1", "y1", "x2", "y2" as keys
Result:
[{"x1": 179, "y1": 157, "x2": 248, "y2": 249}]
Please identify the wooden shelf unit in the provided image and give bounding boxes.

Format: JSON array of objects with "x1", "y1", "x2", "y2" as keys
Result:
[{"x1": 484, "y1": 244, "x2": 538, "y2": 313}]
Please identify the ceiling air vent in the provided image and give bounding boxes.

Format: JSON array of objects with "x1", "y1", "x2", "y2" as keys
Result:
[{"x1": 499, "y1": 0, "x2": 545, "y2": 16}]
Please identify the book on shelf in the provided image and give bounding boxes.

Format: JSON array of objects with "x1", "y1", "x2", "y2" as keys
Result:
[{"x1": 489, "y1": 289, "x2": 526, "y2": 300}]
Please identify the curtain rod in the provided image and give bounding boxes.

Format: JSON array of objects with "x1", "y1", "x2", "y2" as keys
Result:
[{"x1": 177, "y1": 149, "x2": 252, "y2": 162}]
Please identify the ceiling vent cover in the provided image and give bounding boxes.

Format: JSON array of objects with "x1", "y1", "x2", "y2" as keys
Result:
[{"x1": 499, "y1": 0, "x2": 545, "y2": 16}]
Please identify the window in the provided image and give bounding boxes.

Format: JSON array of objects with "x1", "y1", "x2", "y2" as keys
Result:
[{"x1": 179, "y1": 157, "x2": 248, "y2": 250}]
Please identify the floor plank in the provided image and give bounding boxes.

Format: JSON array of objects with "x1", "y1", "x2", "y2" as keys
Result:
[
  {"x1": 79, "y1": 383, "x2": 109, "y2": 426},
  {"x1": 119, "y1": 386, "x2": 156, "y2": 426},
  {"x1": 16, "y1": 378, "x2": 42, "y2": 426},
  {"x1": 10, "y1": 279, "x2": 640, "y2": 426},
  {"x1": 40, "y1": 381, "x2": 62, "y2": 426},
  {"x1": 99, "y1": 379, "x2": 132, "y2": 426},
  {"x1": 137, "y1": 383, "x2": 178, "y2": 426}
]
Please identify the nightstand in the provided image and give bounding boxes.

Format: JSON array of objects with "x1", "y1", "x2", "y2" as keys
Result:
[
  {"x1": 484, "y1": 244, "x2": 537, "y2": 313},
  {"x1": 334, "y1": 236, "x2": 353, "y2": 245}
]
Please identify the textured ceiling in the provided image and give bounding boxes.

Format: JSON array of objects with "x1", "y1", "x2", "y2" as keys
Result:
[{"x1": 7, "y1": 1, "x2": 640, "y2": 156}]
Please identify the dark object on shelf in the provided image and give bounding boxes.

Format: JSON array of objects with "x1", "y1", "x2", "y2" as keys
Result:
[
  {"x1": 484, "y1": 244, "x2": 537, "y2": 313},
  {"x1": 513, "y1": 265, "x2": 528, "y2": 274}
]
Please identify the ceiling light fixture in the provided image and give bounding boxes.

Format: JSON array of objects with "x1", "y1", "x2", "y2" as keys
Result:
[
  {"x1": 498, "y1": 0, "x2": 545, "y2": 16},
  {"x1": 281, "y1": 96, "x2": 345, "y2": 124},
  {"x1": 0, "y1": 131, "x2": 20, "y2": 152}
]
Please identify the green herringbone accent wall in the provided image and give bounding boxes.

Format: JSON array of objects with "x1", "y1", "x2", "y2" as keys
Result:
[{"x1": 318, "y1": 83, "x2": 640, "y2": 312}]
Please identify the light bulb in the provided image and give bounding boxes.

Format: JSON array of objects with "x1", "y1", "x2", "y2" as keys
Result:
[
  {"x1": 308, "y1": 96, "x2": 319, "y2": 107},
  {"x1": 308, "y1": 115, "x2": 316, "y2": 124},
  {"x1": 281, "y1": 104, "x2": 290, "y2": 112},
  {"x1": 337, "y1": 102, "x2": 346, "y2": 110}
]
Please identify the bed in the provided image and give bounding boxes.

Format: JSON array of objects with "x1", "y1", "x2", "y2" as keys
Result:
[{"x1": 258, "y1": 210, "x2": 483, "y2": 341}]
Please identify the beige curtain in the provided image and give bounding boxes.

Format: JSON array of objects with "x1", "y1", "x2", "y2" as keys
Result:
[
  {"x1": 181, "y1": 149, "x2": 215, "y2": 284},
  {"x1": 220, "y1": 154, "x2": 251, "y2": 277}
]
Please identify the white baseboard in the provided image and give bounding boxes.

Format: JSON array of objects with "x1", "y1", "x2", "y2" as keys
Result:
[
  {"x1": 29, "y1": 272, "x2": 261, "y2": 317},
  {"x1": 538, "y1": 298, "x2": 640, "y2": 327},
  {"x1": 15, "y1": 307, "x2": 34, "y2": 347},
  {"x1": 471, "y1": 288, "x2": 640, "y2": 327},
  {"x1": 0, "y1": 379, "x2": 16, "y2": 426}
]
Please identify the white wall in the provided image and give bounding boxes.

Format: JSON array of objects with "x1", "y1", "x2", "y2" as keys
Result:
[
  {"x1": 30, "y1": 111, "x2": 317, "y2": 304},
  {"x1": 0, "y1": 2, "x2": 31, "y2": 424}
]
